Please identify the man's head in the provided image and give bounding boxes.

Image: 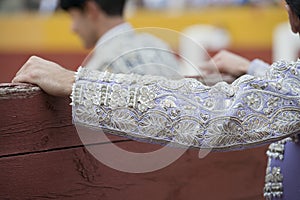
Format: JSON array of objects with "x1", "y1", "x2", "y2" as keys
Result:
[
  {"x1": 59, "y1": 0, "x2": 127, "y2": 49},
  {"x1": 60, "y1": 0, "x2": 126, "y2": 16},
  {"x1": 286, "y1": 0, "x2": 300, "y2": 34}
]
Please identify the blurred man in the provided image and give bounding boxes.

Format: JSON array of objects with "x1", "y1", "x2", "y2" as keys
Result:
[{"x1": 59, "y1": 0, "x2": 180, "y2": 74}]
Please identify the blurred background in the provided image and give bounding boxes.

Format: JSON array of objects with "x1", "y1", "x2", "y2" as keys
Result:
[{"x1": 0, "y1": 0, "x2": 298, "y2": 82}]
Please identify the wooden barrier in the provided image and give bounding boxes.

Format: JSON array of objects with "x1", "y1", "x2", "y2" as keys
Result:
[{"x1": 0, "y1": 83, "x2": 268, "y2": 200}]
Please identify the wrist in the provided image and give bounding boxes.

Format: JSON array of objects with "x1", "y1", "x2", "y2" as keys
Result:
[
  {"x1": 65, "y1": 71, "x2": 76, "y2": 96},
  {"x1": 237, "y1": 60, "x2": 250, "y2": 76}
]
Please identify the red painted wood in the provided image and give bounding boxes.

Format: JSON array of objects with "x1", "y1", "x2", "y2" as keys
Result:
[
  {"x1": 0, "y1": 83, "x2": 128, "y2": 157},
  {"x1": 0, "y1": 144, "x2": 267, "y2": 200},
  {"x1": 0, "y1": 83, "x2": 268, "y2": 200}
]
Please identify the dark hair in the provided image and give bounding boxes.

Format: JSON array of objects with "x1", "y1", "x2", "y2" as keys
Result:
[
  {"x1": 286, "y1": 0, "x2": 300, "y2": 19},
  {"x1": 59, "y1": 0, "x2": 126, "y2": 16}
]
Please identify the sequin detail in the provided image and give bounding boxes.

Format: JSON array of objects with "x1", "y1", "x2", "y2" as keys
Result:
[{"x1": 263, "y1": 138, "x2": 292, "y2": 199}]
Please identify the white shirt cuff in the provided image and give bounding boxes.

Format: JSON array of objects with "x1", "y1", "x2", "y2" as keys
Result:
[{"x1": 247, "y1": 59, "x2": 270, "y2": 77}]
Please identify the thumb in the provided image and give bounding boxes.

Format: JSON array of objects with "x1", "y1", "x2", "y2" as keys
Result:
[
  {"x1": 12, "y1": 75, "x2": 23, "y2": 83},
  {"x1": 12, "y1": 74, "x2": 31, "y2": 84}
]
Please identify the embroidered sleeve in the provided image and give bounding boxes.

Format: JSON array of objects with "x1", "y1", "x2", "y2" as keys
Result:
[{"x1": 71, "y1": 60, "x2": 300, "y2": 151}]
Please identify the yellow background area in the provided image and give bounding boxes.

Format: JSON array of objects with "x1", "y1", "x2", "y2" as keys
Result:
[{"x1": 0, "y1": 6, "x2": 288, "y2": 53}]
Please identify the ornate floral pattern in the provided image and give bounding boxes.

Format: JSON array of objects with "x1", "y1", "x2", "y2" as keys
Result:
[{"x1": 72, "y1": 59, "x2": 300, "y2": 151}]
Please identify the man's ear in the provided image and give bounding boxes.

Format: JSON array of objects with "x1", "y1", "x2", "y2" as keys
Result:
[
  {"x1": 84, "y1": 0, "x2": 103, "y2": 20},
  {"x1": 287, "y1": 5, "x2": 300, "y2": 34}
]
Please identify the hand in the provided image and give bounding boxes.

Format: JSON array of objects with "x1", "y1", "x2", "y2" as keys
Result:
[
  {"x1": 12, "y1": 56, "x2": 76, "y2": 96},
  {"x1": 201, "y1": 50, "x2": 250, "y2": 78}
]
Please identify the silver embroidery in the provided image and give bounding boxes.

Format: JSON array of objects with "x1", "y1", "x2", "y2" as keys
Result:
[
  {"x1": 72, "y1": 59, "x2": 300, "y2": 150},
  {"x1": 263, "y1": 138, "x2": 292, "y2": 199},
  {"x1": 264, "y1": 166, "x2": 284, "y2": 199}
]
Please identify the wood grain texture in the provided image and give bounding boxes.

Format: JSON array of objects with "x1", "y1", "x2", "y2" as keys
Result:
[
  {"x1": 0, "y1": 83, "x2": 268, "y2": 200},
  {"x1": 0, "y1": 84, "x2": 128, "y2": 157},
  {"x1": 0, "y1": 144, "x2": 267, "y2": 200}
]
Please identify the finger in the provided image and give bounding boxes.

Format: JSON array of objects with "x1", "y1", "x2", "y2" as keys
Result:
[
  {"x1": 15, "y1": 66, "x2": 25, "y2": 77},
  {"x1": 12, "y1": 74, "x2": 29, "y2": 84},
  {"x1": 15, "y1": 55, "x2": 41, "y2": 77},
  {"x1": 221, "y1": 74, "x2": 236, "y2": 83},
  {"x1": 210, "y1": 51, "x2": 223, "y2": 61},
  {"x1": 200, "y1": 60, "x2": 219, "y2": 74},
  {"x1": 199, "y1": 60, "x2": 214, "y2": 68},
  {"x1": 12, "y1": 62, "x2": 30, "y2": 82},
  {"x1": 15, "y1": 61, "x2": 31, "y2": 78},
  {"x1": 12, "y1": 75, "x2": 22, "y2": 83}
]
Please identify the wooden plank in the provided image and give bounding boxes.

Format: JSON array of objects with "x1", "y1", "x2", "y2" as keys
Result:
[
  {"x1": 0, "y1": 143, "x2": 267, "y2": 200},
  {"x1": 0, "y1": 84, "x2": 128, "y2": 157}
]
